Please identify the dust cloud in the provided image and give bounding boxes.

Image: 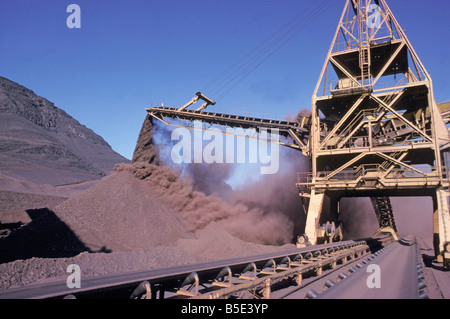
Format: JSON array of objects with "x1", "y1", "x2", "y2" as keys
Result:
[
  {"x1": 338, "y1": 197, "x2": 379, "y2": 239},
  {"x1": 391, "y1": 197, "x2": 433, "y2": 239},
  {"x1": 115, "y1": 162, "x2": 297, "y2": 245},
  {"x1": 150, "y1": 116, "x2": 310, "y2": 245},
  {"x1": 337, "y1": 196, "x2": 433, "y2": 240}
]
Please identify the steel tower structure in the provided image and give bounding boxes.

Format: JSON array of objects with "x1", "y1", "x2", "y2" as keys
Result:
[{"x1": 299, "y1": 0, "x2": 450, "y2": 261}]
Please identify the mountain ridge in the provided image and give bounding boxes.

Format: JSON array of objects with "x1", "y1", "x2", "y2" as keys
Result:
[{"x1": 0, "y1": 76, "x2": 129, "y2": 190}]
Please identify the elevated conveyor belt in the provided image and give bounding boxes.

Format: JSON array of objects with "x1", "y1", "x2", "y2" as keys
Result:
[{"x1": 147, "y1": 106, "x2": 311, "y2": 152}]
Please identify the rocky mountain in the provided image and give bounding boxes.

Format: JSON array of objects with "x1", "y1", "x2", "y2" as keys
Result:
[
  {"x1": 0, "y1": 76, "x2": 129, "y2": 189},
  {"x1": 131, "y1": 114, "x2": 159, "y2": 165}
]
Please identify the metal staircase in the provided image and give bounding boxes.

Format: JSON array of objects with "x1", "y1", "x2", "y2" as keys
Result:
[
  {"x1": 371, "y1": 196, "x2": 398, "y2": 232},
  {"x1": 359, "y1": 1, "x2": 371, "y2": 86}
]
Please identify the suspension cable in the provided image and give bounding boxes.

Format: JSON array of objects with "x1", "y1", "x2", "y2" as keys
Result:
[
  {"x1": 200, "y1": 0, "x2": 319, "y2": 94},
  {"x1": 199, "y1": 0, "x2": 333, "y2": 103}
]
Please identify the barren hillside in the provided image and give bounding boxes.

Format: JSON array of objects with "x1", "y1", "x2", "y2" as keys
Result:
[{"x1": 0, "y1": 76, "x2": 129, "y2": 189}]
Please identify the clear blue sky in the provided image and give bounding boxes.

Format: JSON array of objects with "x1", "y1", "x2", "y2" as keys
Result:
[{"x1": 1, "y1": 0, "x2": 449, "y2": 160}]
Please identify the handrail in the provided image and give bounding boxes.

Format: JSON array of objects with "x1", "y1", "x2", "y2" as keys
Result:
[{"x1": 298, "y1": 164, "x2": 443, "y2": 184}]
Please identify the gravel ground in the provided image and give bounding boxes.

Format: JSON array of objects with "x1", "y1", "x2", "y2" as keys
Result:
[
  {"x1": 0, "y1": 190, "x2": 67, "y2": 213},
  {"x1": 0, "y1": 247, "x2": 202, "y2": 290},
  {"x1": 0, "y1": 164, "x2": 295, "y2": 291}
]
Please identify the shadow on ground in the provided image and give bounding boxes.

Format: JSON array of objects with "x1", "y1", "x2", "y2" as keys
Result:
[{"x1": 0, "y1": 208, "x2": 101, "y2": 263}]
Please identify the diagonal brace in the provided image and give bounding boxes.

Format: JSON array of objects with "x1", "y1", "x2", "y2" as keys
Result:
[{"x1": 371, "y1": 95, "x2": 433, "y2": 143}]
